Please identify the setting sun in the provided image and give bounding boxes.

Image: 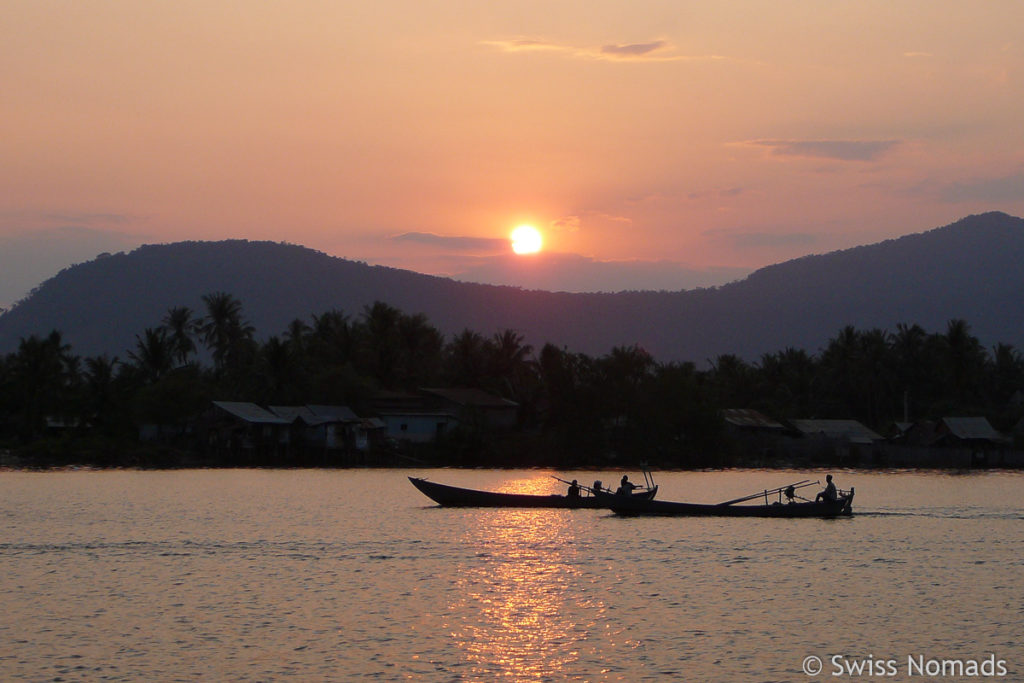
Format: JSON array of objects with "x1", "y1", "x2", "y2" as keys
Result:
[{"x1": 510, "y1": 225, "x2": 543, "y2": 255}]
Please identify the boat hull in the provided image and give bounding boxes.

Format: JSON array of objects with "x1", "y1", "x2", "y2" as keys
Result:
[
  {"x1": 609, "y1": 490, "x2": 854, "y2": 518},
  {"x1": 409, "y1": 477, "x2": 657, "y2": 508}
]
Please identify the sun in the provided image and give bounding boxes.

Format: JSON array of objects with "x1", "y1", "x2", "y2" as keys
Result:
[{"x1": 510, "y1": 224, "x2": 543, "y2": 255}]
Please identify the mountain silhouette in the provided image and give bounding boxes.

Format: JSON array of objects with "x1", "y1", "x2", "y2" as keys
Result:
[{"x1": 1, "y1": 211, "x2": 1022, "y2": 363}]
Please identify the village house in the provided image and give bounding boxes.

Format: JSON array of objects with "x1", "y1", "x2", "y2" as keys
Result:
[
  {"x1": 203, "y1": 401, "x2": 292, "y2": 462},
  {"x1": 787, "y1": 418, "x2": 883, "y2": 463},
  {"x1": 419, "y1": 387, "x2": 519, "y2": 431},
  {"x1": 368, "y1": 390, "x2": 459, "y2": 444}
]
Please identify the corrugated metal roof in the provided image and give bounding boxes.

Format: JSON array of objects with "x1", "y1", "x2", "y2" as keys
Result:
[
  {"x1": 213, "y1": 401, "x2": 291, "y2": 424},
  {"x1": 940, "y1": 417, "x2": 1002, "y2": 441},
  {"x1": 308, "y1": 405, "x2": 360, "y2": 421},
  {"x1": 268, "y1": 405, "x2": 360, "y2": 424},
  {"x1": 721, "y1": 408, "x2": 785, "y2": 429},
  {"x1": 789, "y1": 419, "x2": 882, "y2": 444},
  {"x1": 268, "y1": 406, "x2": 318, "y2": 422}
]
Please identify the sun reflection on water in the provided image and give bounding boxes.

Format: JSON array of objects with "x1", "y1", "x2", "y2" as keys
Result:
[{"x1": 446, "y1": 477, "x2": 601, "y2": 679}]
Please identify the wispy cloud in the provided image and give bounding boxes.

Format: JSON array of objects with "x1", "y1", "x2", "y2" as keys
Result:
[
  {"x1": 743, "y1": 139, "x2": 901, "y2": 162},
  {"x1": 688, "y1": 187, "x2": 745, "y2": 201},
  {"x1": 482, "y1": 37, "x2": 722, "y2": 63},
  {"x1": 551, "y1": 215, "x2": 581, "y2": 232},
  {"x1": 938, "y1": 169, "x2": 1024, "y2": 203},
  {"x1": 600, "y1": 41, "x2": 667, "y2": 58},
  {"x1": 392, "y1": 232, "x2": 506, "y2": 251},
  {"x1": 704, "y1": 227, "x2": 817, "y2": 250}
]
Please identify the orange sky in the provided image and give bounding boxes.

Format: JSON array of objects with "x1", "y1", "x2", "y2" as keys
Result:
[{"x1": 3, "y1": 1, "x2": 1024, "y2": 305}]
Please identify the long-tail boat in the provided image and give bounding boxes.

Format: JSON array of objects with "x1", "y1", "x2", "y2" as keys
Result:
[
  {"x1": 408, "y1": 475, "x2": 657, "y2": 509},
  {"x1": 607, "y1": 481, "x2": 854, "y2": 518}
]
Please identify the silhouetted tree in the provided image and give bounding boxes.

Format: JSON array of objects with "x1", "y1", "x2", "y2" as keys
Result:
[
  {"x1": 161, "y1": 306, "x2": 198, "y2": 366},
  {"x1": 198, "y1": 292, "x2": 255, "y2": 377},
  {"x1": 127, "y1": 328, "x2": 175, "y2": 384}
]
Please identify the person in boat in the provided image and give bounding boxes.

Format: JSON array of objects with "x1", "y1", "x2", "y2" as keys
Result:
[
  {"x1": 815, "y1": 475, "x2": 838, "y2": 502},
  {"x1": 567, "y1": 480, "x2": 581, "y2": 498},
  {"x1": 617, "y1": 475, "x2": 638, "y2": 496},
  {"x1": 592, "y1": 480, "x2": 603, "y2": 496},
  {"x1": 784, "y1": 485, "x2": 796, "y2": 503}
]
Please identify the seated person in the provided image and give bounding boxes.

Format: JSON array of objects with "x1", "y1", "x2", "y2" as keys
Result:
[
  {"x1": 567, "y1": 480, "x2": 581, "y2": 498},
  {"x1": 815, "y1": 475, "x2": 838, "y2": 502},
  {"x1": 617, "y1": 475, "x2": 638, "y2": 495}
]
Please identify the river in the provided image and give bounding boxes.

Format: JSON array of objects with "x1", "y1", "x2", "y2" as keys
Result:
[{"x1": 1, "y1": 468, "x2": 1021, "y2": 681}]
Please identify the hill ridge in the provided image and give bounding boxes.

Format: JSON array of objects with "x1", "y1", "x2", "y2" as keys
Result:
[{"x1": 1, "y1": 211, "x2": 1022, "y2": 362}]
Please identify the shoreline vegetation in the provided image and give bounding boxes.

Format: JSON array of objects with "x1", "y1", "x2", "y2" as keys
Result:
[{"x1": 2, "y1": 293, "x2": 1023, "y2": 470}]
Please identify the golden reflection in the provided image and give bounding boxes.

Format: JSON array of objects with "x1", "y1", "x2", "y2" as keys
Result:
[
  {"x1": 492, "y1": 476, "x2": 559, "y2": 496},
  {"x1": 446, "y1": 474, "x2": 601, "y2": 679}
]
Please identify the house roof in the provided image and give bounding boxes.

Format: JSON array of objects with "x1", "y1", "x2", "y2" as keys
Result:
[
  {"x1": 420, "y1": 387, "x2": 518, "y2": 408},
  {"x1": 721, "y1": 408, "x2": 785, "y2": 430},
  {"x1": 361, "y1": 417, "x2": 386, "y2": 429},
  {"x1": 939, "y1": 417, "x2": 1003, "y2": 441},
  {"x1": 789, "y1": 419, "x2": 882, "y2": 444},
  {"x1": 213, "y1": 401, "x2": 290, "y2": 424},
  {"x1": 269, "y1": 405, "x2": 361, "y2": 425},
  {"x1": 268, "y1": 405, "x2": 320, "y2": 423},
  {"x1": 308, "y1": 405, "x2": 359, "y2": 421}
]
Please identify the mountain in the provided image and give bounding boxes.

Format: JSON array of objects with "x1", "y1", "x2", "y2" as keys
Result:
[{"x1": 1, "y1": 212, "x2": 1023, "y2": 363}]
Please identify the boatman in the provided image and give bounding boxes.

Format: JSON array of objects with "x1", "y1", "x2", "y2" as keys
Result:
[
  {"x1": 815, "y1": 474, "x2": 838, "y2": 502},
  {"x1": 617, "y1": 475, "x2": 638, "y2": 496},
  {"x1": 567, "y1": 480, "x2": 581, "y2": 498}
]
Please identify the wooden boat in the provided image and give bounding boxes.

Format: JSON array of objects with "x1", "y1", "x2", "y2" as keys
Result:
[
  {"x1": 408, "y1": 476, "x2": 658, "y2": 509},
  {"x1": 608, "y1": 483, "x2": 855, "y2": 518}
]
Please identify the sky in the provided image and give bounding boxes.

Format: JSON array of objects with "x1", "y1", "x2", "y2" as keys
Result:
[{"x1": 3, "y1": 1, "x2": 1024, "y2": 309}]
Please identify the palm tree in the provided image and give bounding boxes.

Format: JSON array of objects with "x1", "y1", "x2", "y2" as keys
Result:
[
  {"x1": 819, "y1": 325, "x2": 863, "y2": 417},
  {"x1": 445, "y1": 329, "x2": 489, "y2": 387},
  {"x1": 756, "y1": 347, "x2": 817, "y2": 418},
  {"x1": 254, "y1": 336, "x2": 295, "y2": 403},
  {"x1": 989, "y1": 343, "x2": 1024, "y2": 406},
  {"x1": 8, "y1": 331, "x2": 77, "y2": 438},
  {"x1": 707, "y1": 353, "x2": 755, "y2": 408},
  {"x1": 487, "y1": 329, "x2": 534, "y2": 395},
  {"x1": 198, "y1": 292, "x2": 255, "y2": 374},
  {"x1": 161, "y1": 306, "x2": 198, "y2": 366},
  {"x1": 358, "y1": 302, "x2": 402, "y2": 386},
  {"x1": 127, "y1": 328, "x2": 175, "y2": 383},
  {"x1": 942, "y1": 319, "x2": 987, "y2": 410},
  {"x1": 81, "y1": 354, "x2": 123, "y2": 434},
  {"x1": 284, "y1": 318, "x2": 311, "y2": 352},
  {"x1": 309, "y1": 310, "x2": 352, "y2": 365},
  {"x1": 396, "y1": 313, "x2": 443, "y2": 388}
]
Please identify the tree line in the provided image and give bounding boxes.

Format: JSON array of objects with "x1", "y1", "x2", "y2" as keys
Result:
[{"x1": 2, "y1": 292, "x2": 1023, "y2": 465}]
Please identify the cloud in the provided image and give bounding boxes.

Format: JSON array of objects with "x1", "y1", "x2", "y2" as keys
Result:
[
  {"x1": 392, "y1": 232, "x2": 506, "y2": 251},
  {"x1": 704, "y1": 228, "x2": 817, "y2": 250},
  {"x1": 688, "y1": 187, "x2": 745, "y2": 201},
  {"x1": 744, "y1": 139, "x2": 901, "y2": 162},
  {"x1": 482, "y1": 37, "x2": 720, "y2": 63},
  {"x1": 600, "y1": 41, "x2": 667, "y2": 57},
  {"x1": 451, "y1": 252, "x2": 750, "y2": 293},
  {"x1": 551, "y1": 215, "x2": 581, "y2": 232},
  {"x1": 938, "y1": 170, "x2": 1024, "y2": 203},
  {"x1": 481, "y1": 39, "x2": 570, "y2": 54}
]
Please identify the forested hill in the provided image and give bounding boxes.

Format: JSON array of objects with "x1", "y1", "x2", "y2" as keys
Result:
[{"x1": 1, "y1": 211, "x2": 1023, "y2": 362}]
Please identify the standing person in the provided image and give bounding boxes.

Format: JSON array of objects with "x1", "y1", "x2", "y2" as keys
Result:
[{"x1": 816, "y1": 474, "x2": 838, "y2": 502}]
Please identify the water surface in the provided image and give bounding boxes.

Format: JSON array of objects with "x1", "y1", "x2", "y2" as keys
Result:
[{"x1": 1, "y1": 469, "x2": 1021, "y2": 680}]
